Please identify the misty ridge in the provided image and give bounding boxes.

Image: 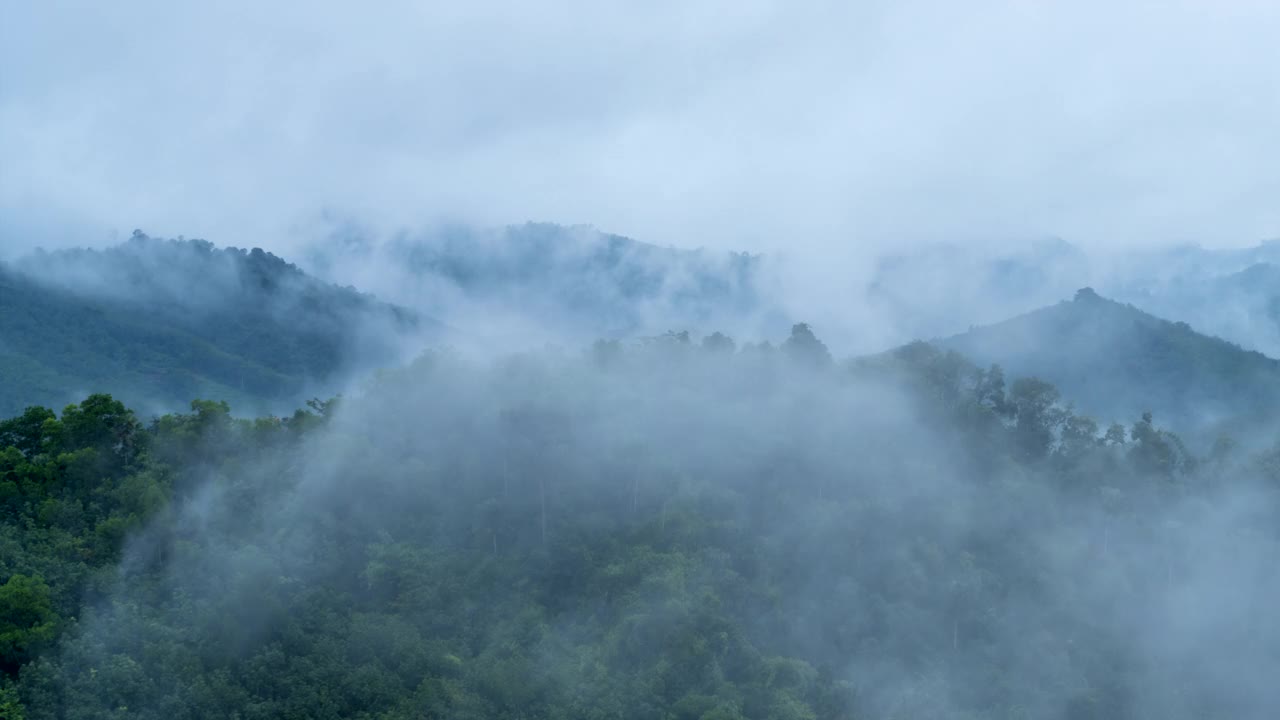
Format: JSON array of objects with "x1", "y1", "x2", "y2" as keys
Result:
[
  {"x1": 7, "y1": 223, "x2": 1280, "y2": 719},
  {"x1": 9, "y1": 2, "x2": 1280, "y2": 717},
  {"x1": 0, "y1": 231, "x2": 430, "y2": 419},
  {"x1": 0, "y1": 223, "x2": 789, "y2": 418},
  {"x1": 867, "y1": 236, "x2": 1280, "y2": 355},
  {"x1": 9, "y1": 225, "x2": 1280, "y2": 434},
  {"x1": 300, "y1": 221, "x2": 781, "y2": 349}
]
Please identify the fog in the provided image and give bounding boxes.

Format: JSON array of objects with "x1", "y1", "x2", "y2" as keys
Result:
[
  {"x1": 13, "y1": 336, "x2": 1274, "y2": 718},
  {"x1": 4, "y1": 1, "x2": 1280, "y2": 262},
  {"x1": 6, "y1": 3, "x2": 1280, "y2": 719},
  {"x1": 7, "y1": 2, "x2": 1280, "y2": 357},
  {"x1": 297, "y1": 221, "x2": 786, "y2": 355}
]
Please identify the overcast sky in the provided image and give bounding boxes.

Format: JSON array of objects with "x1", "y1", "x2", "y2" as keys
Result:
[{"x1": 3, "y1": 0, "x2": 1279, "y2": 259}]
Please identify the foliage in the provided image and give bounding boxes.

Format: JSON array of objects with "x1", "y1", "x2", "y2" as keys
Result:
[
  {"x1": 0, "y1": 233, "x2": 425, "y2": 418},
  {"x1": 940, "y1": 287, "x2": 1280, "y2": 439},
  {"x1": 0, "y1": 330, "x2": 1272, "y2": 719}
]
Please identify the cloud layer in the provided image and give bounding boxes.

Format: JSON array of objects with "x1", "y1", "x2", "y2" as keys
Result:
[{"x1": 4, "y1": 1, "x2": 1280, "y2": 259}]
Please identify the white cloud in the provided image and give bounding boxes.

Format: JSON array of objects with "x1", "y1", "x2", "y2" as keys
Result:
[{"x1": 3, "y1": 0, "x2": 1279, "y2": 259}]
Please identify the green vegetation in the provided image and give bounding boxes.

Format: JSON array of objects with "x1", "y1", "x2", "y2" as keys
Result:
[
  {"x1": 939, "y1": 287, "x2": 1280, "y2": 438},
  {"x1": 2, "y1": 325, "x2": 1271, "y2": 719},
  {"x1": 0, "y1": 233, "x2": 426, "y2": 418}
]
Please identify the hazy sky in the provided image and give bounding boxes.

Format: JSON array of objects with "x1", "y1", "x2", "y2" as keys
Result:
[{"x1": 3, "y1": 0, "x2": 1279, "y2": 258}]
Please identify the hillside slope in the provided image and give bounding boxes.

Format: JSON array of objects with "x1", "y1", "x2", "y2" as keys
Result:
[
  {"x1": 937, "y1": 287, "x2": 1280, "y2": 435},
  {"x1": 0, "y1": 232, "x2": 431, "y2": 416},
  {"x1": 304, "y1": 222, "x2": 782, "y2": 344}
]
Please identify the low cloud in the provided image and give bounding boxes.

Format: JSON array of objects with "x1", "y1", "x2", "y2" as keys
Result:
[{"x1": 3, "y1": 1, "x2": 1279, "y2": 262}]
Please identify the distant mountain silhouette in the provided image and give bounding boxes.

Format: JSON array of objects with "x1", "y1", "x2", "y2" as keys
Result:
[
  {"x1": 304, "y1": 222, "x2": 780, "y2": 343},
  {"x1": 937, "y1": 288, "x2": 1280, "y2": 437},
  {"x1": 1114, "y1": 260, "x2": 1280, "y2": 358},
  {"x1": 865, "y1": 237, "x2": 1091, "y2": 341}
]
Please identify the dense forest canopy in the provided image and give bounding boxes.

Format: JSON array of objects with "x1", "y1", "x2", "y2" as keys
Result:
[
  {"x1": 3, "y1": 323, "x2": 1278, "y2": 719},
  {"x1": 9, "y1": 1, "x2": 1280, "y2": 716},
  {"x1": 0, "y1": 232, "x2": 431, "y2": 418}
]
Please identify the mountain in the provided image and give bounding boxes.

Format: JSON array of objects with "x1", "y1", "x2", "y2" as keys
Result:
[
  {"x1": 6, "y1": 325, "x2": 1267, "y2": 720},
  {"x1": 9, "y1": 264, "x2": 1280, "y2": 718},
  {"x1": 0, "y1": 232, "x2": 432, "y2": 417},
  {"x1": 866, "y1": 237, "x2": 1091, "y2": 341},
  {"x1": 303, "y1": 222, "x2": 784, "y2": 345},
  {"x1": 936, "y1": 287, "x2": 1280, "y2": 438},
  {"x1": 1114, "y1": 259, "x2": 1280, "y2": 358},
  {"x1": 858, "y1": 237, "x2": 1280, "y2": 358}
]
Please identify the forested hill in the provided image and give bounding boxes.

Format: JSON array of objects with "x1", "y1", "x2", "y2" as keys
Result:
[
  {"x1": 306, "y1": 222, "x2": 778, "y2": 341},
  {"x1": 6, "y1": 330, "x2": 1279, "y2": 719},
  {"x1": 937, "y1": 287, "x2": 1280, "y2": 437},
  {"x1": 0, "y1": 232, "x2": 433, "y2": 417},
  {"x1": 1120, "y1": 260, "x2": 1280, "y2": 359}
]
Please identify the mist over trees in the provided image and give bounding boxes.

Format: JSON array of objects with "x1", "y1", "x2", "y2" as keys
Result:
[
  {"x1": 0, "y1": 227, "x2": 788, "y2": 419},
  {"x1": 300, "y1": 222, "x2": 782, "y2": 349},
  {"x1": 8, "y1": 0, "x2": 1280, "y2": 716},
  {"x1": 0, "y1": 232, "x2": 430, "y2": 418},
  {"x1": 3, "y1": 321, "x2": 1279, "y2": 719},
  {"x1": 867, "y1": 237, "x2": 1280, "y2": 361},
  {"x1": 938, "y1": 288, "x2": 1280, "y2": 442}
]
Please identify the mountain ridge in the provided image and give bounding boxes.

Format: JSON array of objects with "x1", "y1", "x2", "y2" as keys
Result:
[
  {"x1": 935, "y1": 286, "x2": 1280, "y2": 438},
  {"x1": 1, "y1": 232, "x2": 433, "y2": 417},
  {"x1": 303, "y1": 221, "x2": 782, "y2": 343}
]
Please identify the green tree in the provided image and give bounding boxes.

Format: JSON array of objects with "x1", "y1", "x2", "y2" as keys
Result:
[
  {"x1": 0, "y1": 408, "x2": 56, "y2": 459},
  {"x1": 701, "y1": 332, "x2": 736, "y2": 355},
  {"x1": 0, "y1": 575, "x2": 57, "y2": 676},
  {"x1": 782, "y1": 323, "x2": 832, "y2": 368},
  {"x1": 1128, "y1": 412, "x2": 1186, "y2": 477},
  {"x1": 1009, "y1": 377, "x2": 1064, "y2": 462},
  {"x1": 974, "y1": 364, "x2": 1009, "y2": 416},
  {"x1": 0, "y1": 686, "x2": 26, "y2": 720}
]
